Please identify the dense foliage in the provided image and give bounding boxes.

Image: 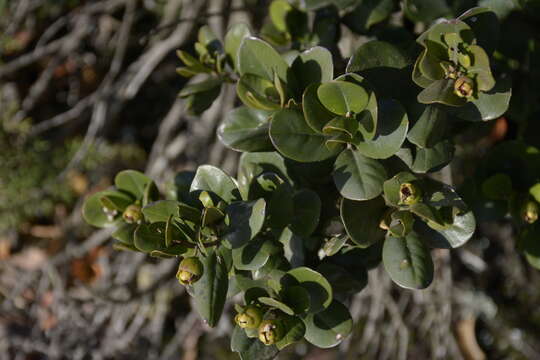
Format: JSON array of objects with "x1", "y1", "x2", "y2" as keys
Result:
[{"x1": 80, "y1": 1, "x2": 540, "y2": 358}]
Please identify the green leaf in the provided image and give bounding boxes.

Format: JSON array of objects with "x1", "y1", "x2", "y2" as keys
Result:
[
  {"x1": 281, "y1": 267, "x2": 333, "y2": 314},
  {"x1": 222, "y1": 199, "x2": 266, "y2": 249},
  {"x1": 317, "y1": 81, "x2": 369, "y2": 115},
  {"x1": 333, "y1": 148, "x2": 387, "y2": 201},
  {"x1": 291, "y1": 189, "x2": 321, "y2": 236},
  {"x1": 232, "y1": 236, "x2": 278, "y2": 270},
  {"x1": 302, "y1": 300, "x2": 353, "y2": 348},
  {"x1": 237, "y1": 74, "x2": 281, "y2": 110},
  {"x1": 341, "y1": 197, "x2": 386, "y2": 247},
  {"x1": 411, "y1": 140, "x2": 455, "y2": 173},
  {"x1": 346, "y1": 41, "x2": 412, "y2": 102},
  {"x1": 302, "y1": 83, "x2": 335, "y2": 133},
  {"x1": 183, "y1": 83, "x2": 222, "y2": 115},
  {"x1": 418, "y1": 79, "x2": 466, "y2": 106},
  {"x1": 238, "y1": 152, "x2": 295, "y2": 199},
  {"x1": 231, "y1": 326, "x2": 279, "y2": 359},
  {"x1": 275, "y1": 315, "x2": 306, "y2": 350},
  {"x1": 142, "y1": 200, "x2": 179, "y2": 223},
  {"x1": 115, "y1": 170, "x2": 152, "y2": 199},
  {"x1": 258, "y1": 297, "x2": 295, "y2": 315},
  {"x1": 342, "y1": 0, "x2": 394, "y2": 33},
  {"x1": 407, "y1": 104, "x2": 448, "y2": 148},
  {"x1": 238, "y1": 37, "x2": 289, "y2": 83},
  {"x1": 192, "y1": 250, "x2": 229, "y2": 327},
  {"x1": 279, "y1": 227, "x2": 305, "y2": 267},
  {"x1": 458, "y1": 7, "x2": 499, "y2": 55},
  {"x1": 269, "y1": 108, "x2": 341, "y2": 162},
  {"x1": 225, "y1": 23, "x2": 251, "y2": 69},
  {"x1": 112, "y1": 223, "x2": 136, "y2": 245},
  {"x1": 281, "y1": 286, "x2": 311, "y2": 315},
  {"x1": 218, "y1": 106, "x2": 274, "y2": 152},
  {"x1": 322, "y1": 234, "x2": 348, "y2": 257},
  {"x1": 446, "y1": 77, "x2": 512, "y2": 121},
  {"x1": 82, "y1": 190, "x2": 129, "y2": 227},
  {"x1": 134, "y1": 223, "x2": 164, "y2": 252},
  {"x1": 354, "y1": 99, "x2": 408, "y2": 159},
  {"x1": 403, "y1": 0, "x2": 450, "y2": 23},
  {"x1": 179, "y1": 77, "x2": 222, "y2": 98},
  {"x1": 468, "y1": 45, "x2": 495, "y2": 91},
  {"x1": 292, "y1": 47, "x2": 333, "y2": 92},
  {"x1": 420, "y1": 209, "x2": 476, "y2": 248},
  {"x1": 335, "y1": 73, "x2": 378, "y2": 140},
  {"x1": 317, "y1": 262, "x2": 367, "y2": 297},
  {"x1": 382, "y1": 232, "x2": 434, "y2": 289},
  {"x1": 191, "y1": 165, "x2": 241, "y2": 203},
  {"x1": 530, "y1": 183, "x2": 540, "y2": 203}
]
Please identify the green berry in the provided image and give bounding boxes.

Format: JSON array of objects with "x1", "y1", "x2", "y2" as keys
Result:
[
  {"x1": 258, "y1": 319, "x2": 285, "y2": 345},
  {"x1": 176, "y1": 257, "x2": 204, "y2": 285},
  {"x1": 235, "y1": 305, "x2": 263, "y2": 329}
]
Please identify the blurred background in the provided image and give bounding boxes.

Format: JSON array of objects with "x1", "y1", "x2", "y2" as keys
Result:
[{"x1": 1, "y1": 0, "x2": 539, "y2": 359}]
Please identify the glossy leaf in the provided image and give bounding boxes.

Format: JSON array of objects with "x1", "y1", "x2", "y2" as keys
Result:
[
  {"x1": 225, "y1": 23, "x2": 251, "y2": 69},
  {"x1": 333, "y1": 148, "x2": 387, "y2": 201},
  {"x1": 382, "y1": 232, "x2": 434, "y2": 289},
  {"x1": 302, "y1": 300, "x2": 353, "y2": 348},
  {"x1": 115, "y1": 170, "x2": 152, "y2": 199},
  {"x1": 291, "y1": 189, "x2": 321, "y2": 236},
  {"x1": 411, "y1": 140, "x2": 455, "y2": 173},
  {"x1": 292, "y1": 47, "x2": 333, "y2": 92},
  {"x1": 190, "y1": 165, "x2": 241, "y2": 203},
  {"x1": 192, "y1": 250, "x2": 229, "y2": 327},
  {"x1": 222, "y1": 199, "x2": 266, "y2": 249},
  {"x1": 317, "y1": 81, "x2": 369, "y2": 116},
  {"x1": 407, "y1": 104, "x2": 448, "y2": 148},
  {"x1": 218, "y1": 106, "x2": 274, "y2": 152},
  {"x1": 269, "y1": 108, "x2": 341, "y2": 162},
  {"x1": 354, "y1": 99, "x2": 408, "y2": 159},
  {"x1": 281, "y1": 267, "x2": 332, "y2": 314},
  {"x1": 238, "y1": 37, "x2": 289, "y2": 82},
  {"x1": 341, "y1": 197, "x2": 386, "y2": 247},
  {"x1": 303, "y1": 83, "x2": 335, "y2": 133}
]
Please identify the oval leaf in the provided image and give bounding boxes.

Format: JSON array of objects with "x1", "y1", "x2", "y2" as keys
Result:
[{"x1": 382, "y1": 232, "x2": 434, "y2": 289}]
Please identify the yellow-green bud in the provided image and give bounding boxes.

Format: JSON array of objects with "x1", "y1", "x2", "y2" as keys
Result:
[
  {"x1": 258, "y1": 319, "x2": 285, "y2": 345},
  {"x1": 122, "y1": 204, "x2": 143, "y2": 224},
  {"x1": 399, "y1": 183, "x2": 422, "y2": 206},
  {"x1": 176, "y1": 257, "x2": 204, "y2": 285},
  {"x1": 458, "y1": 53, "x2": 472, "y2": 68},
  {"x1": 521, "y1": 200, "x2": 539, "y2": 224},
  {"x1": 454, "y1": 76, "x2": 474, "y2": 98},
  {"x1": 235, "y1": 306, "x2": 263, "y2": 329}
]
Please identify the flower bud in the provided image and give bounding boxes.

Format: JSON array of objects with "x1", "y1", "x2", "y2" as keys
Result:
[
  {"x1": 399, "y1": 183, "x2": 422, "y2": 206},
  {"x1": 258, "y1": 319, "x2": 285, "y2": 345},
  {"x1": 176, "y1": 257, "x2": 204, "y2": 285},
  {"x1": 521, "y1": 200, "x2": 539, "y2": 224},
  {"x1": 454, "y1": 76, "x2": 474, "y2": 98},
  {"x1": 122, "y1": 204, "x2": 143, "y2": 224},
  {"x1": 235, "y1": 305, "x2": 263, "y2": 329}
]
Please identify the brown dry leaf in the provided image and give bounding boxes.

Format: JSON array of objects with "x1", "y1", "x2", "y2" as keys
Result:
[{"x1": 70, "y1": 247, "x2": 104, "y2": 284}]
